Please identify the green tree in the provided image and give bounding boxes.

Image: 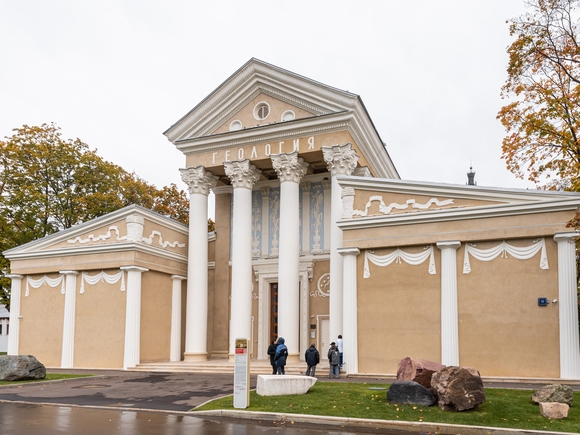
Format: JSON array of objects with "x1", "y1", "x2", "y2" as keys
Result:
[{"x1": 0, "y1": 123, "x2": 191, "y2": 309}]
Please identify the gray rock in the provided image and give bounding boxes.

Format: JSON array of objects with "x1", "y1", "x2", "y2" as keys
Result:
[
  {"x1": 431, "y1": 366, "x2": 486, "y2": 411},
  {"x1": 0, "y1": 355, "x2": 46, "y2": 381},
  {"x1": 396, "y1": 357, "x2": 446, "y2": 389},
  {"x1": 387, "y1": 380, "x2": 437, "y2": 406},
  {"x1": 531, "y1": 384, "x2": 574, "y2": 407}
]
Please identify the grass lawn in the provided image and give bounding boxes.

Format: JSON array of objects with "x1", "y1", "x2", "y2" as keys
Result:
[
  {"x1": 195, "y1": 382, "x2": 580, "y2": 433},
  {"x1": 0, "y1": 373, "x2": 92, "y2": 386}
]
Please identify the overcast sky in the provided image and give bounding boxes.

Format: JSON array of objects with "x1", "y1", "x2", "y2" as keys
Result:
[{"x1": 1, "y1": 1, "x2": 535, "y2": 217}]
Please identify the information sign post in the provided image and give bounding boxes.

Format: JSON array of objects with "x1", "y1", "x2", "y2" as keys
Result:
[{"x1": 233, "y1": 337, "x2": 250, "y2": 409}]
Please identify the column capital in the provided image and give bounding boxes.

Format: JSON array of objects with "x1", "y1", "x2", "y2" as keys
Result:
[
  {"x1": 270, "y1": 152, "x2": 308, "y2": 184},
  {"x1": 554, "y1": 232, "x2": 579, "y2": 243},
  {"x1": 322, "y1": 143, "x2": 359, "y2": 177},
  {"x1": 436, "y1": 240, "x2": 461, "y2": 250},
  {"x1": 338, "y1": 247, "x2": 360, "y2": 257},
  {"x1": 300, "y1": 181, "x2": 311, "y2": 192},
  {"x1": 224, "y1": 159, "x2": 261, "y2": 189},
  {"x1": 120, "y1": 266, "x2": 149, "y2": 273},
  {"x1": 5, "y1": 274, "x2": 23, "y2": 280},
  {"x1": 58, "y1": 270, "x2": 79, "y2": 276},
  {"x1": 180, "y1": 166, "x2": 218, "y2": 196},
  {"x1": 170, "y1": 275, "x2": 187, "y2": 281},
  {"x1": 260, "y1": 186, "x2": 270, "y2": 196}
]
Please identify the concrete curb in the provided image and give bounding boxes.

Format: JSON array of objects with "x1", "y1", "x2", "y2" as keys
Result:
[{"x1": 191, "y1": 409, "x2": 575, "y2": 435}]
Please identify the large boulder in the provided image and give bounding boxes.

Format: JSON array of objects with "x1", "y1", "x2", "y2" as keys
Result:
[
  {"x1": 396, "y1": 357, "x2": 446, "y2": 389},
  {"x1": 0, "y1": 355, "x2": 46, "y2": 381},
  {"x1": 387, "y1": 380, "x2": 437, "y2": 406},
  {"x1": 531, "y1": 384, "x2": 574, "y2": 407},
  {"x1": 431, "y1": 366, "x2": 486, "y2": 411}
]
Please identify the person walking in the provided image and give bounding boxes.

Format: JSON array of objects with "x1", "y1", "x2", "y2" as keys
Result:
[
  {"x1": 336, "y1": 334, "x2": 344, "y2": 374},
  {"x1": 304, "y1": 343, "x2": 319, "y2": 377},
  {"x1": 267, "y1": 338, "x2": 278, "y2": 375},
  {"x1": 274, "y1": 337, "x2": 288, "y2": 375},
  {"x1": 327, "y1": 341, "x2": 340, "y2": 379}
]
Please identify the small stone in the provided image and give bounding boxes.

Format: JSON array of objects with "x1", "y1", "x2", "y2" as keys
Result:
[
  {"x1": 532, "y1": 384, "x2": 574, "y2": 407},
  {"x1": 387, "y1": 380, "x2": 437, "y2": 407},
  {"x1": 539, "y1": 402, "x2": 569, "y2": 419},
  {"x1": 0, "y1": 355, "x2": 46, "y2": 381}
]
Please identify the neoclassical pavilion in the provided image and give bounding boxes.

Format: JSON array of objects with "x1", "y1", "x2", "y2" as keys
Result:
[{"x1": 5, "y1": 59, "x2": 580, "y2": 379}]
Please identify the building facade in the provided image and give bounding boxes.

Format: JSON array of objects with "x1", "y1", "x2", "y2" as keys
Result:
[{"x1": 4, "y1": 59, "x2": 580, "y2": 379}]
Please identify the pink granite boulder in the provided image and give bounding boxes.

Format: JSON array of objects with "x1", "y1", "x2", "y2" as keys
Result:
[{"x1": 396, "y1": 357, "x2": 446, "y2": 389}]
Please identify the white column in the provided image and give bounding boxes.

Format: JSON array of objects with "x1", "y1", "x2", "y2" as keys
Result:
[
  {"x1": 437, "y1": 241, "x2": 461, "y2": 366},
  {"x1": 301, "y1": 182, "x2": 311, "y2": 255},
  {"x1": 554, "y1": 232, "x2": 580, "y2": 379},
  {"x1": 322, "y1": 179, "x2": 331, "y2": 253},
  {"x1": 170, "y1": 275, "x2": 186, "y2": 362},
  {"x1": 121, "y1": 266, "x2": 148, "y2": 369},
  {"x1": 339, "y1": 247, "x2": 360, "y2": 374},
  {"x1": 6, "y1": 274, "x2": 23, "y2": 355},
  {"x1": 271, "y1": 152, "x2": 308, "y2": 360},
  {"x1": 225, "y1": 159, "x2": 261, "y2": 358},
  {"x1": 260, "y1": 187, "x2": 270, "y2": 258},
  {"x1": 322, "y1": 143, "x2": 359, "y2": 343},
  {"x1": 179, "y1": 166, "x2": 218, "y2": 361},
  {"x1": 60, "y1": 270, "x2": 79, "y2": 368},
  {"x1": 1, "y1": 319, "x2": 7, "y2": 336}
]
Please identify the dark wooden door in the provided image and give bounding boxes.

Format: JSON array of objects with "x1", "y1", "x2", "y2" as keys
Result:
[{"x1": 270, "y1": 282, "x2": 278, "y2": 343}]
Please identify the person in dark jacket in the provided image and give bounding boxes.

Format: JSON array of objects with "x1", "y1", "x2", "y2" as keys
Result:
[
  {"x1": 267, "y1": 338, "x2": 278, "y2": 375},
  {"x1": 327, "y1": 341, "x2": 340, "y2": 379},
  {"x1": 304, "y1": 343, "x2": 320, "y2": 377},
  {"x1": 274, "y1": 337, "x2": 288, "y2": 375}
]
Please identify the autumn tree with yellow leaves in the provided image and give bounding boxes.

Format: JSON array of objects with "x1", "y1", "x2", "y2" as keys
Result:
[{"x1": 498, "y1": 0, "x2": 580, "y2": 191}]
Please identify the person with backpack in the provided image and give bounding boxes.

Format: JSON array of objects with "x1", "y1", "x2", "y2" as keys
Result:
[
  {"x1": 267, "y1": 337, "x2": 278, "y2": 375},
  {"x1": 327, "y1": 341, "x2": 340, "y2": 379},
  {"x1": 274, "y1": 337, "x2": 288, "y2": 375},
  {"x1": 304, "y1": 343, "x2": 320, "y2": 377}
]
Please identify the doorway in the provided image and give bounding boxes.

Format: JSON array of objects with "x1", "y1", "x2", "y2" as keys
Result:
[{"x1": 270, "y1": 282, "x2": 278, "y2": 344}]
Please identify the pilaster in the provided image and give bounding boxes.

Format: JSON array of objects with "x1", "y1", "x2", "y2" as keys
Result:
[
  {"x1": 121, "y1": 266, "x2": 148, "y2": 369},
  {"x1": 553, "y1": 232, "x2": 580, "y2": 379},
  {"x1": 59, "y1": 270, "x2": 79, "y2": 368},
  {"x1": 436, "y1": 241, "x2": 461, "y2": 366},
  {"x1": 338, "y1": 247, "x2": 360, "y2": 374},
  {"x1": 170, "y1": 275, "x2": 187, "y2": 362},
  {"x1": 6, "y1": 274, "x2": 23, "y2": 355}
]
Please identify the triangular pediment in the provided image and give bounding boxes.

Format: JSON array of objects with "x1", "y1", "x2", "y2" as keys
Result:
[
  {"x1": 164, "y1": 58, "x2": 355, "y2": 144},
  {"x1": 4, "y1": 205, "x2": 189, "y2": 261},
  {"x1": 337, "y1": 176, "x2": 580, "y2": 226}
]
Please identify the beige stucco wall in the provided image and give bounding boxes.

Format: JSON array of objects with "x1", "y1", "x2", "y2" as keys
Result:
[
  {"x1": 18, "y1": 273, "x2": 65, "y2": 367},
  {"x1": 140, "y1": 271, "x2": 172, "y2": 362},
  {"x1": 74, "y1": 269, "x2": 126, "y2": 368},
  {"x1": 457, "y1": 238, "x2": 560, "y2": 377},
  {"x1": 358, "y1": 247, "x2": 441, "y2": 374}
]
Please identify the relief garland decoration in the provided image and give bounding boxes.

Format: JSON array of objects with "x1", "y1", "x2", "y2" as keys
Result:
[
  {"x1": 80, "y1": 271, "x2": 126, "y2": 294},
  {"x1": 463, "y1": 238, "x2": 548, "y2": 274},
  {"x1": 364, "y1": 246, "x2": 436, "y2": 278},
  {"x1": 26, "y1": 275, "x2": 65, "y2": 297}
]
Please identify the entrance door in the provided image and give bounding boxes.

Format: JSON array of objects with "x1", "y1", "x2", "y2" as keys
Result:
[
  {"x1": 270, "y1": 283, "x2": 278, "y2": 343},
  {"x1": 320, "y1": 317, "x2": 330, "y2": 359}
]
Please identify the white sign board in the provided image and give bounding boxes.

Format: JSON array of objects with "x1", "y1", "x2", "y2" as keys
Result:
[{"x1": 233, "y1": 337, "x2": 250, "y2": 409}]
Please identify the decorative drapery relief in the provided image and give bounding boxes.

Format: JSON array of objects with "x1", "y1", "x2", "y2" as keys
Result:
[
  {"x1": 364, "y1": 246, "x2": 436, "y2": 278},
  {"x1": 68, "y1": 226, "x2": 123, "y2": 244},
  {"x1": 26, "y1": 275, "x2": 65, "y2": 297},
  {"x1": 322, "y1": 143, "x2": 359, "y2": 176},
  {"x1": 310, "y1": 183, "x2": 324, "y2": 255},
  {"x1": 224, "y1": 159, "x2": 261, "y2": 190},
  {"x1": 311, "y1": 272, "x2": 330, "y2": 297},
  {"x1": 80, "y1": 270, "x2": 125, "y2": 294},
  {"x1": 269, "y1": 188, "x2": 280, "y2": 257},
  {"x1": 179, "y1": 165, "x2": 218, "y2": 196},
  {"x1": 270, "y1": 151, "x2": 308, "y2": 184},
  {"x1": 352, "y1": 197, "x2": 455, "y2": 217},
  {"x1": 463, "y1": 238, "x2": 548, "y2": 274},
  {"x1": 141, "y1": 231, "x2": 186, "y2": 249},
  {"x1": 252, "y1": 190, "x2": 262, "y2": 258}
]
